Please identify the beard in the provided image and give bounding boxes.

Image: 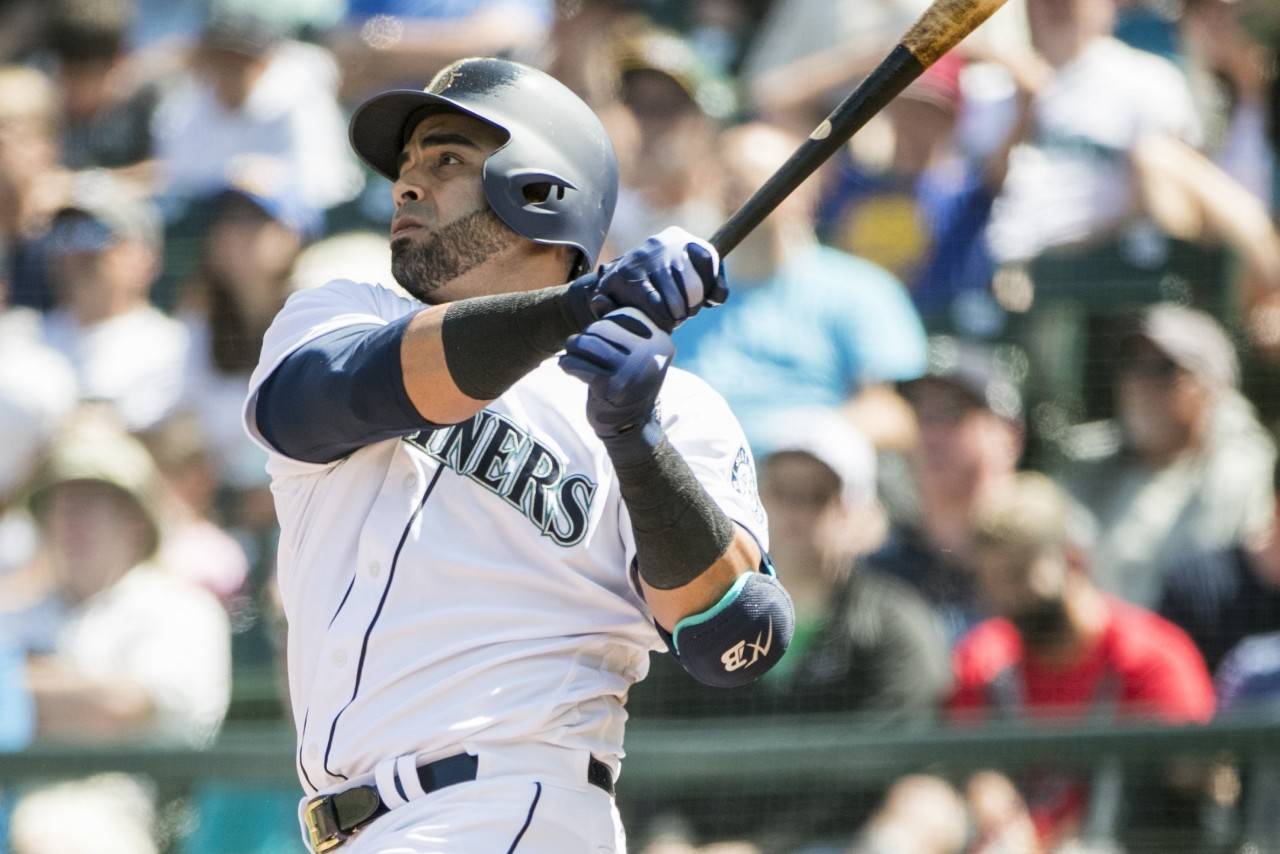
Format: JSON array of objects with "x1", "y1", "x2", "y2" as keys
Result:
[
  {"x1": 1009, "y1": 599, "x2": 1072, "y2": 653},
  {"x1": 391, "y1": 208, "x2": 521, "y2": 303}
]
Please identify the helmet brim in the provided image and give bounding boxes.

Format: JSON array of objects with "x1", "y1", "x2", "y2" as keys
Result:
[{"x1": 348, "y1": 89, "x2": 505, "y2": 182}]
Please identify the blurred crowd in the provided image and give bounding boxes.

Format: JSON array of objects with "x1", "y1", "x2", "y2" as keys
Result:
[{"x1": 0, "y1": 0, "x2": 1278, "y2": 851}]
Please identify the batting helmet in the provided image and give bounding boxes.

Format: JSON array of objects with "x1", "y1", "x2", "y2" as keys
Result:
[{"x1": 349, "y1": 57, "x2": 619, "y2": 277}]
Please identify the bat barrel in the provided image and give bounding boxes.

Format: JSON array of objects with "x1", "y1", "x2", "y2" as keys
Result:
[{"x1": 709, "y1": 0, "x2": 1008, "y2": 258}]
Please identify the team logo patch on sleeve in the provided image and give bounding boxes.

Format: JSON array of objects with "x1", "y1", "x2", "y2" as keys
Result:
[{"x1": 731, "y1": 446, "x2": 765, "y2": 525}]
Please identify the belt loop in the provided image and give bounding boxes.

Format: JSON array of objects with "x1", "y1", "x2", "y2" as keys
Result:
[
  {"x1": 396, "y1": 754, "x2": 428, "y2": 801},
  {"x1": 374, "y1": 757, "x2": 407, "y2": 809}
]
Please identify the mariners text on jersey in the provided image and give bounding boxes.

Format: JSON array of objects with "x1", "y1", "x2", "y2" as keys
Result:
[
  {"x1": 241, "y1": 279, "x2": 768, "y2": 793},
  {"x1": 404, "y1": 411, "x2": 597, "y2": 547}
]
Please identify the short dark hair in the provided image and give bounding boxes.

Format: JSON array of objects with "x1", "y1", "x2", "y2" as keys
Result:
[{"x1": 48, "y1": 0, "x2": 134, "y2": 63}]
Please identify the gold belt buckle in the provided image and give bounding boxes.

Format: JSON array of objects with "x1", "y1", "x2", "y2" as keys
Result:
[{"x1": 304, "y1": 795, "x2": 348, "y2": 853}]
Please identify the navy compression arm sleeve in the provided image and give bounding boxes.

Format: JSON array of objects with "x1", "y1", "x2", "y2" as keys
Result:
[{"x1": 256, "y1": 313, "x2": 433, "y2": 463}]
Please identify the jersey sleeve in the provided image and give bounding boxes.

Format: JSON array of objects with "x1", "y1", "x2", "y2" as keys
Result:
[{"x1": 241, "y1": 279, "x2": 419, "y2": 477}]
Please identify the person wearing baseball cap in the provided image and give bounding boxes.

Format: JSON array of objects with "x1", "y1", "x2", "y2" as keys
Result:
[
  {"x1": 1066, "y1": 302, "x2": 1276, "y2": 607},
  {"x1": 865, "y1": 336, "x2": 1026, "y2": 644},
  {"x1": 40, "y1": 171, "x2": 188, "y2": 431},
  {"x1": 626, "y1": 408, "x2": 949, "y2": 849}
]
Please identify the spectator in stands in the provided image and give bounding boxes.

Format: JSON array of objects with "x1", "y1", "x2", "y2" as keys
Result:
[
  {"x1": 627, "y1": 409, "x2": 950, "y2": 851},
  {"x1": 47, "y1": 0, "x2": 158, "y2": 178},
  {"x1": 866, "y1": 337, "x2": 1023, "y2": 644},
  {"x1": 951, "y1": 472, "x2": 1214, "y2": 848},
  {"x1": 329, "y1": 0, "x2": 555, "y2": 102},
  {"x1": 629, "y1": 410, "x2": 949, "y2": 719},
  {"x1": 673, "y1": 122, "x2": 926, "y2": 453},
  {"x1": 985, "y1": 0, "x2": 1203, "y2": 265},
  {"x1": 1065, "y1": 304, "x2": 1276, "y2": 607},
  {"x1": 41, "y1": 171, "x2": 188, "y2": 432},
  {"x1": 741, "y1": 0, "x2": 928, "y2": 130},
  {"x1": 141, "y1": 413, "x2": 250, "y2": 606},
  {"x1": 151, "y1": 12, "x2": 362, "y2": 211},
  {"x1": 608, "y1": 25, "x2": 733, "y2": 254},
  {"x1": 1159, "y1": 456, "x2": 1280, "y2": 674},
  {"x1": 21, "y1": 413, "x2": 230, "y2": 745},
  {"x1": 177, "y1": 182, "x2": 315, "y2": 493},
  {"x1": 0, "y1": 64, "x2": 72, "y2": 311},
  {"x1": 0, "y1": 293, "x2": 76, "y2": 650},
  {"x1": 10, "y1": 773, "x2": 159, "y2": 854},
  {"x1": 816, "y1": 51, "x2": 1046, "y2": 334},
  {"x1": 1180, "y1": 0, "x2": 1275, "y2": 208},
  {"x1": 850, "y1": 774, "x2": 975, "y2": 854},
  {"x1": 753, "y1": 409, "x2": 951, "y2": 722}
]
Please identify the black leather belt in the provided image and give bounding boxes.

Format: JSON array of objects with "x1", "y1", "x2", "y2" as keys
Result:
[{"x1": 304, "y1": 754, "x2": 614, "y2": 852}]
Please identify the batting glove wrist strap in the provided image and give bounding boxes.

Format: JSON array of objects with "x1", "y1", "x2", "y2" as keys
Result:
[{"x1": 660, "y1": 569, "x2": 794, "y2": 688}]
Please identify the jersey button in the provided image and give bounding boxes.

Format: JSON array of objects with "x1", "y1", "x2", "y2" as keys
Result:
[
  {"x1": 331, "y1": 649, "x2": 348, "y2": 667},
  {"x1": 367, "y1": 560, "x2": 381, "y2": 579},
  {"x1": 403, "y1": 473, "x2": 416, "y2": 490},
  {"x1": 306, "y1": 744, "x2": 320, "y2": 761}
]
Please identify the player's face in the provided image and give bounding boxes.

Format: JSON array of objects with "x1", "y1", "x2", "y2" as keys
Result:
[{"x1": 390, "y1": 112, "x2": 518, "y2": 303}]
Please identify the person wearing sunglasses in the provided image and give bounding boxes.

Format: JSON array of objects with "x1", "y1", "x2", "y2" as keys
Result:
[{"x1": 1065, "y1": 302, "x2": 1276, "y2": 609}]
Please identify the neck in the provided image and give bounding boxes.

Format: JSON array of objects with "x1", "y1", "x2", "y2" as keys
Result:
[
  {"x1": 1135, "y1": 418, "x2": 1206, "y2": 469},
  {"x1": 772, "y1": 547, "x2": 849, "y2": 623},
  {"x1": 226, "y1": 275, "x2": 287, "y2": 327},
  {"x1": 1032, "y1": 27, "x2": 1099, "y2": 69},
  {"x1": 71, "y1": 291, "x2": 140, "y2": 326},
  {"x1": 919, "y1": 470, "x2": 998, "y2": 554},
  {"x1": 431, "y1": 243, "x2": 567, "y2": 304}
]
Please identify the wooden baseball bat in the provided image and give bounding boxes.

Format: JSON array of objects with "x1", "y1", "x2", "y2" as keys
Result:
[{"x1": 709, "y1": 0, "x2": 1008, "y2": 258}]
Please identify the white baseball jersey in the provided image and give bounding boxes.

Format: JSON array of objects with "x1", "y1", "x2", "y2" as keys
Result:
[{"x1": 243, "y1": 279, "x2": 768, "y2": 794}]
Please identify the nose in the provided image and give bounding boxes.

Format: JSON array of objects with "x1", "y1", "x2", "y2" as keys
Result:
[{"x1": 393, "y1": 166, "x2": 427, "y2": 208}]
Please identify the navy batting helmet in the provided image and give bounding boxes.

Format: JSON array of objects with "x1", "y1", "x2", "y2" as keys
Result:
[{"x1": 349, "y1": 57, "x2": 619, "y2": 277}]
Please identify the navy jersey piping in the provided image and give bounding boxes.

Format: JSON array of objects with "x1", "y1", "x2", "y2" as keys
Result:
[
  {"x1": 298, "y1": 708, "x2": 319, "y2": 793},
  {"x1": 322, "y1": 463, "x2": 446, "y2": 780},
  {"x1": 505, "y1": 782, "x2": 543, "y2": 853}
]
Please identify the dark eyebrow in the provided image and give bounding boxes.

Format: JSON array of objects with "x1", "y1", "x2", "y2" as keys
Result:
[{"x1": 397, "y1": 132, "x2": 482, "y2": 169}]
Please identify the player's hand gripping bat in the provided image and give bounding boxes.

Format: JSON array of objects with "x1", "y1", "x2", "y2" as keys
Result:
[{"x1": 709, "y1": 0, "x2": 1009, "y2": 261}]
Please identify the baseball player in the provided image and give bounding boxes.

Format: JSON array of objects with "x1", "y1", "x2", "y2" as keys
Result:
[{"x1": 242, "y1": 58, "x2": 794, "y2": 853}]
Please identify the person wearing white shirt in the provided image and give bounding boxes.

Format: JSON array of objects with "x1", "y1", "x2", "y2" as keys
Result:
[
  {"x1": 41, "y1": 172, "x2": 188, "y2": 432},
  {"x1": 986, "y1": 0, "x2": 1203, "y2": 263},
  {"x1": 151, "y1": 13, "x2": 363, "y2": 211},
  {"x1": 23, "y1": 415, "x2": 231, "y2": 745}
]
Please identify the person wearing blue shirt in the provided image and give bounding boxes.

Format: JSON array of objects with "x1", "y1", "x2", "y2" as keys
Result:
[{"x1": 675, "y1": 122, "x2": 927, "y2": 453}]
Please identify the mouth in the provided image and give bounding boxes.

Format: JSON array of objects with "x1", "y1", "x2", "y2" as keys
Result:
[{"x1": 390, "y1": 218, "x2": 425, "y2": 241}]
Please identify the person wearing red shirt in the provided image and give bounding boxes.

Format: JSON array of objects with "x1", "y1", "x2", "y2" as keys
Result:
[{"x1": 948, "y1": 472, "x2": 1214, "y2": 849}]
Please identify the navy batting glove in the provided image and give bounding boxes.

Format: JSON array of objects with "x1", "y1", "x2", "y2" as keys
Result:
[
  {"x1": 559, "y1": 308, "x2": 673, "y2": 461},
  {"x1": 591, "y1": 227, "x2": 728, "y2": 332}
]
